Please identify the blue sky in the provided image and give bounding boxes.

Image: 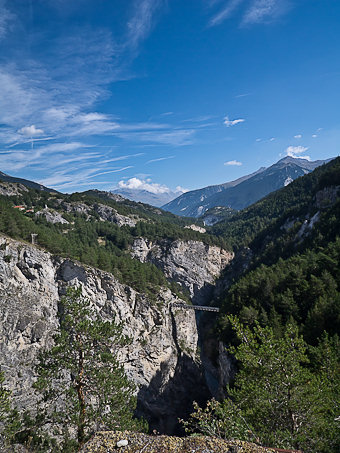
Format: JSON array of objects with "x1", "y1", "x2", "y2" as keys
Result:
[{"x1": 0, "y1": 0, "x2": 339, "y2": 194}]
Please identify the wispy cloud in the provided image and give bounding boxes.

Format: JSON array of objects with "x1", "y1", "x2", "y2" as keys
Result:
[
  {"x1": 146, "y1": 155, "x2": 175, "y2": 164},
  {"x1": 294, "y1": 134, "x2": 302, "y2": 139},
  {"x1": 224, "y1": 116, "x2": 245, "y2": 127},
  {"x1": 126, "y1": 0, "x2": 165, "y2": 50},
  {"x1": 235, "y1": 93, "x2": 251, "y2": 98},
  {"x1": 208, "y1": 0, "x2": 292, "y2": 27},
  {"x1": 209, "y1": 0, "x2": 244, "y2": 27},
  {"x1": 0, "y1": 0, "x2": 14, "y2": 41},
  {"x1": 224, "y1": 160, "x2": 242, "y2": 166},
  {"x1": 285, "y1": 145, "x2": 310, "y2": 161},
  {"x1": 116, "y1": 128, "x2": 195, "y2": 146},
  {"x1": 243, "y1": 0, "x2": 290, "y2": 25}
]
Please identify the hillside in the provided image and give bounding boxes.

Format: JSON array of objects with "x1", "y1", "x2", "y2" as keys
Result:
[
  {"x1": 212, "y1": 156, "x2": 340, "y2": 345},
  {"x1": 0, "y1": 182, "x2": 229, "y2": 301},
  {"x1": 0, "y1": 171, "x2": 58, "y2": 193}
]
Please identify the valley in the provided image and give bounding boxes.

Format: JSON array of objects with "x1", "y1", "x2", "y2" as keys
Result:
[{"x1": 0, "y1": 156, "x2": 339, "y2": 452}]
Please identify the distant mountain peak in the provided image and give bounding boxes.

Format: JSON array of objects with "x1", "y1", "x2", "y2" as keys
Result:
[{"x1": 162, "y1": 156, "x2": 332, "y2": 218}]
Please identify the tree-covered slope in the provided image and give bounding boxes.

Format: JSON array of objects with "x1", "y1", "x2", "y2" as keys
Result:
[
  {"x1": 215, "y1": 156, "x2": 340, "y2": 345},
  {"x1": 210, "y1": 156, "x2": 338, "y2": 250},
  {"x1": 0, "y1": 182, "x2": 226, "y2": 298}
]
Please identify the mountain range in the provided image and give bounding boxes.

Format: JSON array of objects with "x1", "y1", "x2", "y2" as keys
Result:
[
  {"x1": 111, "y1": 186, "x2": 183, "y2": 207},
  {"x1": 162, "y1": 157, "x2": 332, "y2": 220}
]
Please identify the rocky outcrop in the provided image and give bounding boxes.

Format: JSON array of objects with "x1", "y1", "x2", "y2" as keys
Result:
[
  {"x1": 131, "y1": 238, "x2": 234, "y2": 304},
  {"x1": 184, "y1": 224, "x2": 206, "y2": 233},
  {"x1": 0, "y1": 181, "x2": 28, "y2": 197},
  {"x1": 55, "y1": 199, "x2": 139, "y2": 226},
  {"x1": 93, "y1": 203, "x2": 138, "y2": 227},
  {"x1": 81, "y1": 430, "x2": 276, "y2": 453},
  {"x1": 35, "y1": 208, "x2": 69, "y2": 224},
  {"x1": 0, "y1": 235, "x2": 209, "y2": 433}
]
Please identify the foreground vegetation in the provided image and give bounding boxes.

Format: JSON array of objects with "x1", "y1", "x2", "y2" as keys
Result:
[
  {"x1": 1, "y1": 288, "x2": 146, "y2": 452},
  {"x1": 183, "y1": 317, "x2": 340, "y2": 453}
]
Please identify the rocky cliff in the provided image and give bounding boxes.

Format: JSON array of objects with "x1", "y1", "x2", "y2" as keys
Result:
[
  {"x1": 0, "y1": 235, "x2": 211, "y2": 434},
  {"x1": 131, "y1": 238, "x2": 233, "y2": 304}
]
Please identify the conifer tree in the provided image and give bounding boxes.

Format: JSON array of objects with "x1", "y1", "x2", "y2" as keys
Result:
[
  {"x1": 183, "y1": 317, "x2": 340, "y2": 453},
  {"x1": 34, "y1": 286, "x2": 145, "y2": 451}
]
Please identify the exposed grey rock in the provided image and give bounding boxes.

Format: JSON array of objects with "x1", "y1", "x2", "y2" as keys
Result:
[
  {"x1": 184, "y1": 224, "x2": 206, "y2": 233},
  {"x1": 35, "y1": 208, "x2": 69, "y2": 224},
  {"x1": 93, "y1": 203, "x2": 138, "y2": 227},
  {"x1": 54, "y1": 199, "x2": 139, "y2": 227},
  {"x1": 0, "y1": 235, "x2": 209, "y2": 434},
  {"x1": 131, "y1": 238, "x2": 234, "y2": 304},
  {"x1": 59, "y1": 201, "x2": 90, "y2": 215},
  {"x1": 0, "y1": 181, "x2": 28, "y2": 197}
]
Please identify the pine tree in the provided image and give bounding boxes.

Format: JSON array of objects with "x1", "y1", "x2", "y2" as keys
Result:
[
  {"x1": 184, "y1": 317, "x2": 340, "y2": 452},
  {"x1": 33, "y1": 286, "x2": 145, "y2": 451}
]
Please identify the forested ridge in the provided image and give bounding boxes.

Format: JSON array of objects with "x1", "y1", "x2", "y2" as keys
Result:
[
  {"x1": 0, "y1": 185, "x2": 225, "y2": 297},
  {"x1": 214, "y1": 156, "x2": 340, "y2": 345}
]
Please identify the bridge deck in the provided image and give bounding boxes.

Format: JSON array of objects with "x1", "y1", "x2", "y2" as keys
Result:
[{"x1": 172, "y1": 303, "x2": 220, "y2": 313}]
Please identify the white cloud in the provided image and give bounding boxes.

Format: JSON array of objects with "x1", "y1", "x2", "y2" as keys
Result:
[
  {"x1": 269, "y1": 137, "x2": 276, "y2": 141},
  {"x1": 118, "y1": 177, "x2": 171, "y2": 194},
  {"x1": 224, "y1": 116, "x2": 245, "y2": 127},
  {"x1": 294, "y1": 134, "x2": 302, "y2": 139},
  {"x1": 18, "y1": 125, "x2": 44, "y2": 136},
  {"x1": 224, "y1": 160, "x2": 242, "y2": 166},
  {"x1": 312, "y1": 134, "x2": 318, "y2": 138},
  {"x1": 256, "y1": 138, "x2": 262, "y2": 142},
  {"x1": 175, "y1": 185, "x2": 188, "y2": 193},
  {"x1": 285, "y1": 145, "x2": 310, "y2": 161}
]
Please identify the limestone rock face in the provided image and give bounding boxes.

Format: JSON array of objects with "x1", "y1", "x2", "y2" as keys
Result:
[
  {"x1": 0, "y1": 235, "x2": 207, "y2": 433},
  {"x1": 0, "y1": 181, "x2": 28, "y2": 197},
  {"x1": 93, "y1": 203, "x2": 138, "y2": 227},
  {"x1": 54, "y1": 199, "x2": 139, "y2": 227},
  {"x1": 131, "y1": 238, "x2": 234, "y2": 304},
  {"x1": 35, "y1": 208, "x2": 69, "y2": 224}
]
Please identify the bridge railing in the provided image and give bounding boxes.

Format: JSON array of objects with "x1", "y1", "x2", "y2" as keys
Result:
[{"x1": 172, "y1": 303, "x2": 220, "y2": 313}]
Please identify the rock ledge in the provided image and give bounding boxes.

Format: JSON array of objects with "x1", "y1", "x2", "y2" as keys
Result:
[{"x1": 81, "y1": 430, "x2": 275, "y2": 453}]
